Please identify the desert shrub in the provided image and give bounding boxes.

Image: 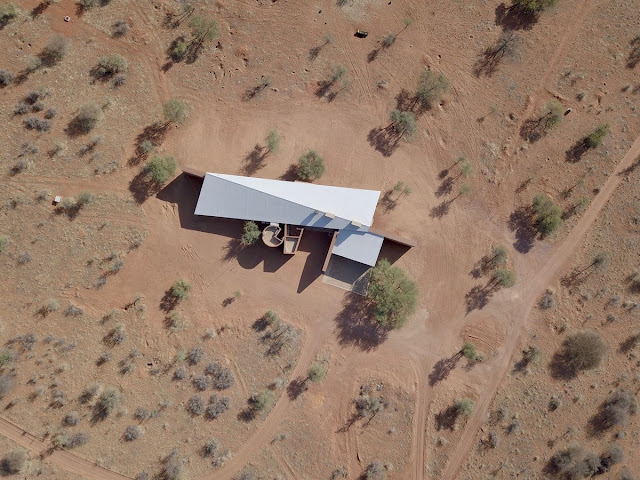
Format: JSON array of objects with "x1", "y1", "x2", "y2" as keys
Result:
[
  {"x1": 64, "y1": 411, "x2": 81, "y2": 426},
  {"x1": 188, "y1": 395, "x2": 205, "y2": 415},
  {"x1": 540, "y1": 289, "x2": 555, "y2": 309},
  {"x1": 619, "y1": 470, "x2": 636, "y2": 480},
  {"x1": 163, "y1": 98, "x2": 186, "y2": 125},
  {"x1": 415, "y1": 68, "x2": 450, "y2": 108},
  {"x1": 365, "y1": 461, "x2": 387, "y2": 480},
  {"x1": 512, "y1": 0, "x2": 557, "y2": 12},
  {"x1": 298, "y1": 150, "x2": 325, "y2": 181},
  {"x1": 124, "y1": 425, "x2": 141, "y2": 441},
  {"x1": 0, "y1": 235, "x2": 9, "y2": 254},
  {"x1": 146, "y1": 155, "x2": 177, "y2": 185},
  {"x1": 455, "y1": 398, "x2": 475, "y2": 417},
  {"x1": 68, "y1": 103, "x2": 102, "y2": 135},
  {"x1": 0, "y1": 449, "x2": 28, "y2": 475},
  {"x1": 266, "y1": 129, "x2": 280, "y2": 153},
  {"x1": 171, "y1": 278, "x2": 191, "y2": 301},
  {"x1": 0, "y1": 69, "x2": 15, "y2": 86},
  {"x1": 78, "y1": 383, "x2": 101, "y2": 404},
  {"x1": 171, "y1": 39, "x2": 188, "y2": 61},
  {"x1": 202, "y1": 438, "x2": 221, "y2": 457},
  {"x1": 205, "y1": 395, "x2": 231, "y2": 419},
  {"x1": 330, "y1": 466, "x2": 349, "y2": 479},
  {"x1": 112, "y1": 20, "x2": 129, "y2": 37},
  {"x1": 187, "y1": 346, "x2": 204, "y2": 365},
  {"x1": 189, "y1": 14, "x2": 219, "y2": 43},
  {"x1": 19, "y1": 333, "x2": 37, "y2": 350},
  {"x1": 93, "y1": 388, "x2": 119, "y2": 420},
  {"x1": 139, "y1": 139, "x2": 154, "y2": 154},
  {"x1": 559, "y1": 330, "x2": 607, "y2": 375},
  {"x1": 355, "y1": 394, "x2": 385, "y2": 419},
  {"x1": 173, "y1": 366, "x2": 187, "y2": 380},
  {"x1": 249, "y1": 390, "x2": 273, "y2": 412},
  {"x1": 206, "y1": 362, "x2": 235, "y2": 389},
  {"x1": 23, "y1": 116, "x2": 52, "y2": 132},
  {"x1": 16, "y1": 251, "x2": 31, "y2": 265},
  {"x1": 63, "y1": 432, "x2": 90, "y2": 448},
  {"x1": 134, "y1": 407, "x2": 150, "y2": 422},
  {"x1": 600, "y1": 443, "x2": 624, "y2": 472},
  {"x1": 532, "y1": 193, "x2": 563, "y2": 236},
  {"x1": 112, "y1": 74, "x2": 126, "y2": 87},
  {"x1": 40, "y1": 35, "x2": 69, "y2": 66},
  {"x1": 461, "y1": 342, "x2": 478, "y2": 362},
  {"x1": 368, "y1": 258, "x2": 418, "y2": 329},
  {"x1": 308, "y1": 362, "x2": 327, "y2": 383},
  {"x1": 595, "y1": 390, "x2": 637, "y2": 431},
  {"x1": 389, "y1": 109, "x2": 417, "y2": 138},
  {"x1": 135, "y1": 473, "x2": 150, "y2": 480},
  {"x1": 14, "y1": 102, "x2": 29, "y2": 115},
  {"x1": 550, "y1": 445, "x2": 583, "y2": 473},
  {"x1": 43, "y1": 107, "x2": 57, "y2": 119},
  {"x1": 78, "y1": 0, "x2": 99, "y2": 9},
  {"x1": 240, "y1": 220, "x2": 261, "y2": 246},
  {"x1": 0, "y1": 348, "x2": 16, "y2": 368},
  {"x1": 193, "y1": 375, "x2": 212, "y2": 391},
  {"x1": 0, "y1": 3, "x2": 18, "y2": 24},
  {"x1": 493, "y1": 268, "x2": 516, "y2": 288},
  {"x1": 264, "y1": 310, "x2": 279, "y2": 325},
  {"x1": 32, "y1": 101, "x2": 44, "y2": 112},
  {"x1": 585, "y1": 124, "x2": 610, "y2": 148},
  {"x1": 96, "y1": 54, "x2": 127, "y2": 77},
  {"x1": 160, "y1": 449, "x2": 183, "y2": 480}
]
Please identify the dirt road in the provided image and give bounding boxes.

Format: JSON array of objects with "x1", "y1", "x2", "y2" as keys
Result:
[{"x1": 439, "y1": 134, "x2": 640, "y2": 480}]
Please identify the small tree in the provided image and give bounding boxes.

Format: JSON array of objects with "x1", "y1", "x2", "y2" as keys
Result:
[
  {"x1": 455, "y1": 397, "x2": 475, "y2": 417},
  {"x1": 146, "y1": 155, "x2": 177, "y2": 185},
  {"x1": 40, "y1": 35, "x2": 69, "y2": 67},
  {"x1": 368, "y1": 259, "x2": 418, "y2": 329},
  {"x1": 189, "y1": 15, "x2": 218, "y2": 45},
  {"x1": 241, "y1": 221, "x2": 261, "y2": 246},
  {"x1": 512, "y1": 0, "x2": 558, "y2": 13},
  {"x1": 264, "y1": 310, "x2": 279, "y2": 325},
  {"x1": 493, "y1": 269, "x2": 516, "y2": 288},
  {"x1": 585, "y1": 124, "x2": 610, "y2": 149},
  {"x1": 389, "y1": 109, "x2": 417, "y2": 139},
  {"x1": 457, "y1": 183, "x2": 473, "y2": 198},
  {"x1": 461, "y1": 342, "x2": 478, "y2": 362},
  {"x1": 94, "y1": 388, "x2": 119, "y2": 420},
  {"x1": 298, "y1": 150, "x2": 325, "y2": 181},
  {"x1": 415, "y1": 69, "x2": 450, "y2": 108},
  {"x1": 392, "y1": 181, "x2": 412, "y2": 201},
  {"x1": 307, "y1": 362, "x2": 327, "y2": 383},
  {"x1": 561, "y1": 331, "x2": 606, "y2": 373},
  {"x1": 249, "y1": 390, "x2": 273, "y2": 412},
  {"x1": 365, "y1": 461, "x2": 387, "y2": 480},
  {"x1": 163, "y1": 98, "x2": 186, "y2": 126},
  {"x1": 458, "y1": 159, "x2": 473, "y2": 178},
  {"x1": 0, "y1": 235, "x2": 10, "y2": 254},
  {"x1": 96, "y1": 54, "x2": 127, "y2": 77},
  {"x1": 0, "y1": 450, "x2": 27, "y2": 475},
  {"x1": 171, "y1": 279, "x2": 192, "y2": 301},
  {"x1": 489, "y1": 245, "x2": 507, "y2": 267},
  {"x1": 266, "y1": 129, "x2": 280, "y2": 153},
  {"x1": 69, "y1": 103, "x2": 103, "y2": 134},
  {"x1": 532, "y1": 194, "x2": 562, "y2": 236},
  {"x1": 540, "y1": 100, "x2": 563, "y2": 131}
]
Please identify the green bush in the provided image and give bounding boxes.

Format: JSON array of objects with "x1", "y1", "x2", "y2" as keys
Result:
[
  {"x1": 493, "y1": 269, "x2": 516, "y2": 288},
  {"x1": 532, "y1": 194, "x2": 562, "y2": 236},
  {"x1": 163, "y1": 98, "x2": 186, "y2": 125},
  {"x1": 307, "y1": 362, "x2": 327, "y2": 383},
  {"x1": 146, "y1": 155, "x2": 177, "y2": 185},
  {"x1": 264, "y1": 310, "x2": 279, "y2": 325},
  {"x1": 561, "y1": 331, "x2": 606, "y2": 373},
  {"x1": 0, "y1": 3, "x2": 17, "y2": 23},
  {"x1": 249, "y1": 390, "x2": 273, "y2": 412},
  {"x1": 241, "y1": 221, "x2": 261, "y2": 246},
  {"x1": 455, "y1": 397, "x2": 475, "y2": 417},
  {"x1": 415, "y1": 69, "x2": 449, "y2": 108},
  {"x1": 0, "y1": 235, "x2": 9, "y2": 254},
  {"x1": 40, "y1": 35, "x2": 69, "y2": 67},
  {"x1": 96, "y1": 54, "x2": 127, "y2": 77},
  {"x1": 298, "y1": 150, "x2": 325, "y2": 181},
  {"x1": 266, "y1": 129, "x2": 280, "y2": 153},
  {"x1": 461, "y1": 342, "x2": 478, "y2": 362},
  {"x1": 368, "y1": 259, "x2": 418, "y2": 329},
  {"x1": 171, "y1": 279, "x2": 191, "y2": 301},
  {"x1": 189, "y1": 15, "x2": 218, "y2": 43},
  {"x1": 389, "y1": 109, "x2": 417, "y2": 138},
  {"x1": 171, "y1": 40, "x2": 187, "y2": 61},
  {"x1": 94, "y1": 388, "x2": 119, "y2": 420},
  {"x1": 69, "y1": 103, "x2": 103, "y2": 134},
  {"x1": 585, "y1": 124, "x2": 610, "y2": 149},
  {"x1": 512, "y1": 0, "x2": 558, "y2": 12}
]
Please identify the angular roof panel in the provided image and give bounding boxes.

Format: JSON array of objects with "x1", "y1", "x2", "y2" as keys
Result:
[
  {"x1": 331, "y1": 230, "x2": 384, "y2": 267},
  {"x1": 195, "y1": 173, "x2": 380, "y2": 231}
]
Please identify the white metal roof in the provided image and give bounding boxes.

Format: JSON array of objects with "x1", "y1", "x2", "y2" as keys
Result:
[
  {"x1": 195, "y1": 173, "x2": 380, "y2": 231},
  {"x1": 331, "y1": 230, "x2": 384, "y2": 267}
]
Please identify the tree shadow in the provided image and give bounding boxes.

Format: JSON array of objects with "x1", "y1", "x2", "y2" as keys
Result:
[
  {"x1": 240, "y1": 144, "x2": 268, "y2": 175},
  {"x1": 627, "y1": 36, "x2": 640, "y2": 69},
  {"x1": 474, "y1": 45, "x2": 503, "y2": 77},
  {"x1": 159, "y1": 288, "x2": 178, "y2": 313},
  {"x1": 428, "y1": 354, "x2": 461, "y2": 386},
  {"x1": 548, "y1": 350, "x2": 578, "y2": 381},
  {"x1": 128, "y1": 170, "x2": 161, "y2": 204},
  {"x1": 520, "y1": 118, "x2": 545, "y2": 142},
  {"x1": 469, "y1": 254, "x2": 493, "y2": 279},
  {"x1": 379, "y1": 190, "x2": 398, "y2": 212},
  {"x1": 286, "y1": 377, "x2": 308, "y2": 400},
  {"x1": 508, "y1": 206, "x2": 536, "y2": 253},
  {"x1": 495, "y1": 3, "x2": 539, "y2": 31},
  {"x1": 465, "y1": 284, "x2": 494, "y2": 313},
  {"x1": 367, "y1": 47, "x2": 381, "y2": 63},
  {"x1": 435, "y1": 405, "x2": 459, "y2": 431},
  {"x1": 31, "y1": 1, "x2": 49, "y2": 18},
  {"x1": 565, "y1": 138, "x2": 589, "y2": 163},
  {"x1": 128, "y1": 123, "x2": 169, "y2": 166},
  {"x1": 367, "y1": 126, "x2": 400, "y2": 157},
  {"x1": 429, "y1": 200, "x2": 451, "y2": 219},
  {"x1": 435, "y1": 177, "x2": 454, "y2": 197},
  {"x1": 278, "y1": 164, "x2": 298, "y2": 181},
  {"x1": 333, "y1": 293, "x2": 388, "y2": 351},
  {"x1": 242, "y1": 79, "x2": 270, "y2": 102}
]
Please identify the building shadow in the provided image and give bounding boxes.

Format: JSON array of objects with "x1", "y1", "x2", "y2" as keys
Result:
[
  {"x1": 155, "y1": 173, "x2": 292, "y2": 273},
  {"x1": 378, "y1": 240, "x2": 411, "y2": 265},
  {"x1": 296, "y1": 230, "x2": 332, "y2": 293}
]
